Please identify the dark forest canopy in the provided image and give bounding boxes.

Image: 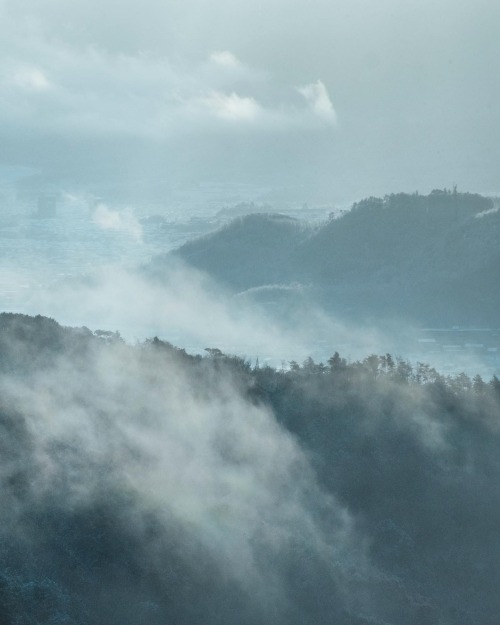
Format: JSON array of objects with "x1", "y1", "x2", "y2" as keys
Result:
[
  {"x1": 154, "y1": 189, "x2": 500, "y2": 325},
  {"x1": 1, "y1": 313, "x2": 500, "y2": 624}
]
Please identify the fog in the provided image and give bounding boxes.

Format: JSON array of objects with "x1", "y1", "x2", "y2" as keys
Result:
[
  {"x1": 1, "y1": 311, "x2": 500, "y2": 623},
  {"x1": 26, "y1": 260, "x2": 393, "y2": 366},
  {"x1": 0, "y1": 318, "x2": 370, "y2": 623},
  {"x1": 1, "y1": 2, "x2": 500, "y2": 622}
]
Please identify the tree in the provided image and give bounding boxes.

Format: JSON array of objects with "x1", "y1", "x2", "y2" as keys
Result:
[
  {"x1": 472, "y1": 374, "x2": 486, "y2": 394},
  {"x1": 328, "y1": 351, "x2": 347, "y2": 373}
]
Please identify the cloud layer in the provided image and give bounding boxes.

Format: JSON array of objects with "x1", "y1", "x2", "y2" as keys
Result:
[{"x1": 1, "y1": 0, "x2": 499, "y2": 200}]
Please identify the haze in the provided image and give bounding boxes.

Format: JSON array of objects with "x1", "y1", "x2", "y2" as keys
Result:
[
  {"x1": 2, "y1": 3, "x2": 500, "y2": 623},
  {"x1": 1, "y1": 0, "x2": 499, "y2": 202}
]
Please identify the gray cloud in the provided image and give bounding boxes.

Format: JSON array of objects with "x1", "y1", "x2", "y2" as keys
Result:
[{"x1": 1, "y1": 0, "x2": 499, "y2": 199}]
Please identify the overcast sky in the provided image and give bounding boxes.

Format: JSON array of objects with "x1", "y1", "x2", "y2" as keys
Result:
[{"x1": 1, "y1": 0, "x2": 499, "y2": 202}]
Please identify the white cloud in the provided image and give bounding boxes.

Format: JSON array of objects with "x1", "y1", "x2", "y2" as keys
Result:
[
  {"x1": 0, "y1": 33, "x2": 335, "y2": 143},
  {"x1": 0, "y1": 5, "x2": 339, "y2": 185},
  {"x1": 199, "y1": 90, "x2": 261, "y2": 121},
  {"x1": 12, "y1": 66, "x2": 51, "y2": 91},
  {"x1": 0, "y1": 0, "x2": 498, "y2": 196},
  {"x1": 475, "y1": 206, "x2": 499, "y2": 218},
  {"x1": 92, "y1": 203, "x2": 143, "y2": 241},
  {"x1": 209, "y1": 50, "x2": 241, "y2": 69},
  {"x1": 298, "y1": 79, "x2": 337, "y2": 125}
]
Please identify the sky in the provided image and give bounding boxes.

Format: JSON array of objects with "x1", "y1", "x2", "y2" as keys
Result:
[{"x1": 1, "y1": 0, "x2": 499, "y2": 203}]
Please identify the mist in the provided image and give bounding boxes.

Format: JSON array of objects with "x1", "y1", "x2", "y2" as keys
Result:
[
  {"x1": 1, "y1": 313, "x2": 500, "y2": 623},
  {"x1": 0, "y1": 316, "x2": 366, "y2": 623},
  {"x1": 20, "y1": 256, "x2": 426, "y2": 369},
  {"x1": 1, "y1": 1, "x2": 500, "y2": 622}
]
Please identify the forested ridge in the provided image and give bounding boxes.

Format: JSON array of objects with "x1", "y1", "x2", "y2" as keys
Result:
[
  {"x1": 161, "y1": 189, "x2": 500, "y2": 324},
  {"x1": 1, "y1": 313, "x2": 500, "y2": 624}
]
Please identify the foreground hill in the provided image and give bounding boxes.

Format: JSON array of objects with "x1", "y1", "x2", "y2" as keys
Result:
[
  {"x1": 161, "y1": 189, "x2": 500, "y2": 324},
  {"x1": 1, "y1": 313, "x2": 500, "y2": 624}
]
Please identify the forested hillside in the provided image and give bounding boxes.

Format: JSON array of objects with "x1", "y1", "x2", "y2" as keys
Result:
[
  {"x1": 1, "y1": 313, "x2": 500, "y2": 624},
  {"x1": 166, "y1": 212, "x2": 309, "y2": 290},
  {"x1": 162, "y1": 189, "x2": 500, "y2": 324}
]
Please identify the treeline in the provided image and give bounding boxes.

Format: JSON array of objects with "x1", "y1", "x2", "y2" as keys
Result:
[
  {"x1": 351, "y1": 187, "x2": 492, "y2": 215},
  {"x1": 1, "y1": 313, "x2": 500, "y2": 624},
  {"x1": 250, "y1": 349, "x2": 500, "y2": 625}
]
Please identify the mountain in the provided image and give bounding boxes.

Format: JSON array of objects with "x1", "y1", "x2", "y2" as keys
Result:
[
  {"x1": 2, "y1": 313, "x2": 500, "y2": 624},
  {"x1": 159, "y1": 189, "x2": 500, "y2": 325},
  {"x1": 164, "y1": 212, "x2": 310, "y2": 290}
]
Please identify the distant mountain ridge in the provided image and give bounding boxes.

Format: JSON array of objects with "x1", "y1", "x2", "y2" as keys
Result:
[{"x1": 157, "y1": 189, "x2": 500, "y2": 325}]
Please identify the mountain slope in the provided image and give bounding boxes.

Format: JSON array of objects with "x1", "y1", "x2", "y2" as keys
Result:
[
  {"x1": 163, "y1": 212, "x2": 310, "y2": 289},
  {"x1": 162, "y1": 190, "x2": 499, "y2": 324}
]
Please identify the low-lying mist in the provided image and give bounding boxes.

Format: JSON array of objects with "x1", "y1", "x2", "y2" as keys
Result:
[
  {"x1": 0, "y1": 316, "x2": 367, "y2": 624},
  {"x1": 23, "y1": 259, "x2": 396, "y2": 365},
  {"x1": 1, "y1": 312, "x2": 500, "y2": 624},
  {"x1": 19, "y1": 257, "x2": 494, "y2": 378}
]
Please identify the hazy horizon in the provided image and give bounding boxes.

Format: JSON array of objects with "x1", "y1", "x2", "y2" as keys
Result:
[{"x1": 1, "y1": 0, "x2": 499, "y2": 204}]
